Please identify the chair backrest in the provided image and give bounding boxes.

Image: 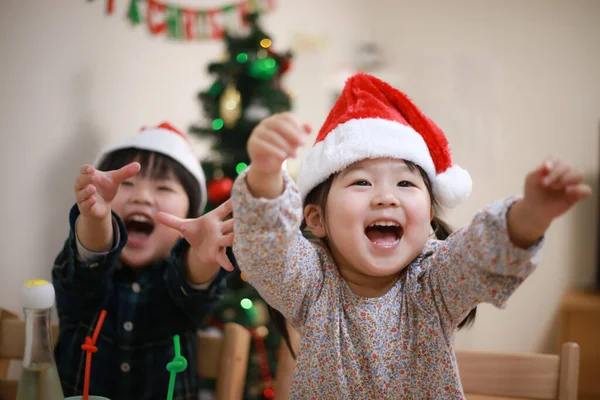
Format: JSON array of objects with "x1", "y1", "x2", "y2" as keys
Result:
[
  {"x1": 0, "y1": 308, "x2": 251, "y2": 400},
  {"x1": 273, "y1": 322, "x2": 580, "y2": 400},
  {"x1": 274, "y1": 321, "x2": 300, "y2": 400},
  {"x1": 456, "y1": 342, "x2": 580, "y2": 400},
  {"x1": 197, "y1": 323, "x2": 251, "y2": 400}
]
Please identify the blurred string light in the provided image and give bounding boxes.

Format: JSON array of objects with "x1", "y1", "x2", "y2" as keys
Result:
[
  {"x1": 236, "y1": 162, "x2": 248, "y2": 174},
  {"x1": 212, "y1": 118, "x2": 224, "y2": 130},
  {"x1": 240, "y1": 298, "x2": 253, "y2": 310},
  {"x1": 260, "y1": 38, "x2": 272, "y2": 48}
]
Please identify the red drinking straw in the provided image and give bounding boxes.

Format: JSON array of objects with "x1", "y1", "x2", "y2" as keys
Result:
[{"x1": 81, "y1": 310, "x2": 107, "y2": 400}]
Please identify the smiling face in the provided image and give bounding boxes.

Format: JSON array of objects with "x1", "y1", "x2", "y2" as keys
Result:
[
  {"x1": 110, "y1": 154, "x2": 190, "y2": 268},
  {"x1": 304, "y1": 158, "x2": 433, "y2": 284}
]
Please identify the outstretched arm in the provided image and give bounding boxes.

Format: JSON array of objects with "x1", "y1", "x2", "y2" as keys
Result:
[{"x1": 418, "y1": 157, "x2": 591, "y2": 331}]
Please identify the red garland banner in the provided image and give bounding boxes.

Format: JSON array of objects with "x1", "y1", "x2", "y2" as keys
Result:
[{"x1": 123, "y1": 0, "x2": 276, "y2": 41}]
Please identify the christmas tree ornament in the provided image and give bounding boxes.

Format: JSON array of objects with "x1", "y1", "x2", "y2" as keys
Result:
[
  {"x1": 219, "y1": 84, "x2": 242, "y2": 128},
  {"x1": 249, "y1": 57, "x2": 278, "y2": 80},
  {"x1": 207, "y1": 177, "x2": 234, "y2": 204}
]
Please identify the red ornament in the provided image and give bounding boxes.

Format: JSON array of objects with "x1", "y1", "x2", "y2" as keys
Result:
[
  {"x1": 263, "y1": 388, "x2": 275, "y2": 399},
  {"x1": 207, "y1": 177, "x2": 233, "y2": 204},
  {"x1": 279, "y1": 58, "x2": 292, "y2": 74}
]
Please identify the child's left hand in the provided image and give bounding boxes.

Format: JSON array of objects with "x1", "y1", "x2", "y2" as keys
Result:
[
  {"x1": 157, "y1": 199, "x2": 235, "y2": 283},
  {"x1": 522, "y1": 157, "x2": 592, "y2": 228}
]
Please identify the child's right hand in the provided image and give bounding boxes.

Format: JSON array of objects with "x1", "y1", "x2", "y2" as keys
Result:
[
  {"x1": 74, "y1": 162, "x2": 141, "y2": 220},
  {"x1": 247, "y1": 112, "x2": 311, "y2": 175}
]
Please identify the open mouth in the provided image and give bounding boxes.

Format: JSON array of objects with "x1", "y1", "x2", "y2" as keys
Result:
[
  {"x1": 365, "y1": 221, "x2": 403, "y2": 247},
  {"x1": 125, "y1": 214, "x2": 155, "y2": 243}
]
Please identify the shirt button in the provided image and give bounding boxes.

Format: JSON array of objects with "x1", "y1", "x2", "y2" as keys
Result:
[
  {"x1": 120, "y1": 362, "x2": 130, "y2": 372},
  {"x1": 131, "y1": 282, "x2": 141, "y2": 293},
  {"x1": 123, "y1": 321, "x2": 133, "y2": 332}
]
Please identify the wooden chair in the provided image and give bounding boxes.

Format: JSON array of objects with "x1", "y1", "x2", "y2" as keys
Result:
[
  {"x1": 457, "y1": 342, "x2": 580, "y2": 400},
  {"x1": 274, "y1": 321, "x2": 300, "y2": 400},
  {"x1": 0, "y1": 307, "x2": 251, "y2": 400},
  {"x1": 197, "y1": 324, "x2": 251, "y2": 400},
  {"x1": 274, "y1": 322, "x2": 580, "y2": 400}
]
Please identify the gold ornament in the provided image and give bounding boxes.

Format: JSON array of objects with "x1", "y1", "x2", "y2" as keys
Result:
[{"x1": 219, "y1": 84, "x2": 242, "y2": 128}]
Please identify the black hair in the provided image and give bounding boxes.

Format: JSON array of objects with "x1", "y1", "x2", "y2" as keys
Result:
[
  {"x1": 97, "y1": 148, "x2": 202, "y2": 218},
  {"x1": 269, "y1": 159, "x2": 477, "y2": 360}
]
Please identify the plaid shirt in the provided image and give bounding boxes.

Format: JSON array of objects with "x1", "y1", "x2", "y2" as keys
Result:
[{"x1": 52, "y1": 205, "x2": 227, "y2": 400}]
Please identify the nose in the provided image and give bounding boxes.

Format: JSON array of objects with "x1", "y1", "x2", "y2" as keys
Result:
[
  {"x1": 130, "y1": 179, "x2": 154, "y2": 206},
  {"x1": 371, "y1": 189, "x2": 400, "y2": 208}
]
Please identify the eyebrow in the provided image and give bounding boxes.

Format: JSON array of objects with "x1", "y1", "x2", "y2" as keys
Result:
[{"x1": 340, "y1": 162, "x2": 416, "y2": 177}]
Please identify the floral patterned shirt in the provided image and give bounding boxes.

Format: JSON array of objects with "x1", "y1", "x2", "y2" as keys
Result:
[{"x1": 232, "y1": 170, "x2": 543, "y2": 399}]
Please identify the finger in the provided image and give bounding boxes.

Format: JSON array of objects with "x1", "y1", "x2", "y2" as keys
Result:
[
  {"x1": 77, "y1": 196, "x2": 96, "y2": 213},
  {"x1": 214, "y1": 198, "x2": 233, "y2": 219},
  {"x1": 542, "y1": 161, "x2": 569, "y2": 187},
  {"x1": 537, "y1": 157, "x2": 557, "y2": 178},
  {"x1": 80, "y1": 164, "x2": 96, "y2": 175},
  {"x1": 558, "y1": 169, "x2": 585, "y2": 187},
  {"x1": 216, "y1": 250, "x2": 234, "y2": 271},
  {"x1": 109, "y1": 162, "x2": 141, "y2": 185},
  {"x1": 76, "y1": 185, "x2": 96, "y2": 204},
  {"x1": 221, "y1": 218, "x2": 234, "y2": 234},
  {"x1": 276, "y1": 112, "x2": 302, "y2": 130},
  {"x1": 302, "y1": 123, "x2": 312, "y2": 135},
  {"x1": 254, "y1": 137, "x2": 288, "y2": 162},
  {"x1": 566, "y1": 184, "x2": 592, "y2": 203},
  {"x1": 74, "y1": 173, "x2": 95, "y2": 191},
  {"x1": 261, "y1": 127, "x2": 297, "y2": 156},
  {"x1": 269, "y1": 118, "x2": 306, "y2": 149},
  {"x1": 218, "y1": 232, "x2": 234, "y2": 248},
  {"x1": 156, "y1": 211, "x2": 187, "y2": 233}
]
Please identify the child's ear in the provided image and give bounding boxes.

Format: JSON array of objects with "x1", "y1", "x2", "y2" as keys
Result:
[
  {"x1": 430, "y1": 205, "x2": 435, "y2": 222},
  {"x1": 304, "y1": 205, "x2": 327, "y2": 238}
]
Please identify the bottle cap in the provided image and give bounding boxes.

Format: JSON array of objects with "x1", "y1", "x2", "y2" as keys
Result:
[{"x1": 22, "y1": 280, "x2": 55, "y2": 310}]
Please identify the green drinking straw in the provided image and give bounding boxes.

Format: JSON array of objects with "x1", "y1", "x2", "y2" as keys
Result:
[{"x1": 166, "y1": 334, "x2": 188, "y2": 400}]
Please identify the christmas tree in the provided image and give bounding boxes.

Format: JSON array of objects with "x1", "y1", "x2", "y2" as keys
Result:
[{"x1": 190, "y1": 12, "x2": 293, "y2": 400}]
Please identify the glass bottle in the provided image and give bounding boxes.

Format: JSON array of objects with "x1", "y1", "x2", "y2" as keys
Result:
[{"x1": 16, "y1": 280, "x2": 64, "y2": 400}]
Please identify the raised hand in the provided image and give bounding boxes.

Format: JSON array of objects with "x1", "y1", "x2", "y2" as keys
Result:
[
  {"x1": 508, "y1": 157, "x2": 592, "y2": 248},
  {"x1": 247, "y1": 112, "x2": 311, "y2": 175},
  {"x1": 523, "y1": 157, "x2": 592, "y2": 226},
  {"x1": 74, "y1": 162, "x2": 141, "y2": 220},
  {"x1": 157, "y1": 198, "x2": 235, "y2": 282},
  {"x1": 246, "y1": 113, "x2": 311, "y2": 199}
]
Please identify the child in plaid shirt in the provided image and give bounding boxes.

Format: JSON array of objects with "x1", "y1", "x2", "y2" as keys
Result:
[{"x1": 52, "y1": 122, "x2": 234, "y2": 400}]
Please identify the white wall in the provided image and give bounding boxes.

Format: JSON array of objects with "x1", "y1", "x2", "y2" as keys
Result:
[
  {"x1": 365, "y1": 0, "x2": 600, "y2": 353},
  {"x1": 1, "y1": 0, "x2": 599, "y2": 355}
]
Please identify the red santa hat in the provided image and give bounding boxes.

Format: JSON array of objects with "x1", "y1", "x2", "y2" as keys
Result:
[
  {"x1": 96, "y1": 122, "x2": 207, "y2": 213},
  {"x1": 296, "y1": 73, "x2": 471, "y2": 208}
]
